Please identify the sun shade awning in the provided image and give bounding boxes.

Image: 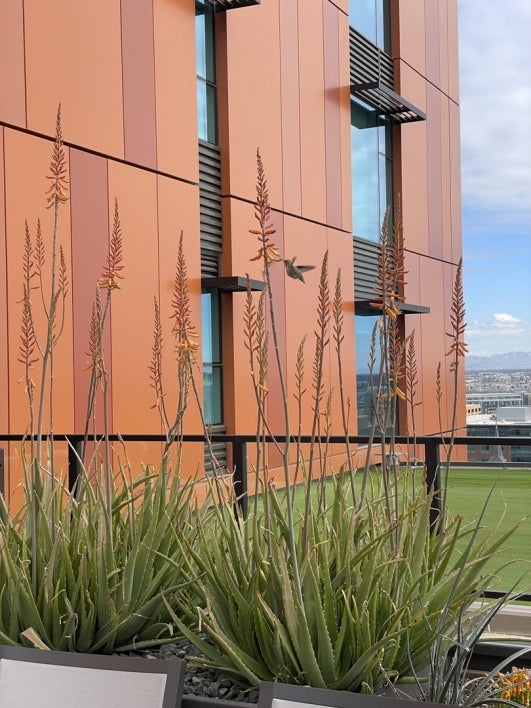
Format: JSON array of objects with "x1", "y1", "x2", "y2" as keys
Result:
[
  {"x1": 350, "y1": 80, "x2": 426, "y2": 124},
  {"x1": 207, "y1": 0, "x2": 260, "y2": 10},
  {"x1": 201, "y1": 276, "x2": 266, "y2": 292},
  {"x1": 355, "y1": 300, "x2": 430, "y2": 315}
]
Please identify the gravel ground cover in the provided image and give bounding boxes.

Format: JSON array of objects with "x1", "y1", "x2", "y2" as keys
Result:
[{"x1": 126, "y1": 641, "x2": 259, "y2": 703}]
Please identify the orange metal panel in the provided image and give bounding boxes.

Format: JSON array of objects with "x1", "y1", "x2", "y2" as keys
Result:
[
  {"x1": 442, "y1": 261, "x2": 456, "y2": 426},
  {"x1": 399, "y1": 121, "x2": 429, "y2": 254},
  {"x1": 397, "y1": 61, "x2": 427, "y2": 116},
  {"x1": 447, "y1": 0, "x2": 460, "y2": 102},
  {"x1": 69, "y1": 149, "x2": 111, "y2": 433},
  {"x1": 153, "y1": 0, "x2": 198, "y2": 182},
  {"x1": 417, "y1": 257, "x2": 447, "y2": 434},
  {"x1": 156, "y1": 174, "x2": 203, "y2": 441},
  {"x1": 220, "y1": 197, "x2": 279, "y2": 434},
  {"x1": 299, "y1": 0, "x2": 327, "y2": 223},
  {"x1": 0, "y1": 129, "x2": 8, "y2": 435},
  {"x1": 417, "y1": 256, "x2": 465, "y2": 434},
  {"x1": 279, "y1": 0, "x2": 302, "y2": 216},
  {"x1": 424, "y1": 0, "x2": 440, "y2": 88},
  {"x1": 323, "y1": 0, "x2": 343, "y2": 229},
  {"x1": 442, "y1": 261, "x2": 466, "y2": 436},
  {"x1": 0, "y1": 0, "x2": 26, "y2": 128},
  {"x1": 106, "y1": 162, "x2": 160, "y2": 435},
  {"x1": 403, "y1": 251, "x2": 425, "y2": 435},
  {"x1": 426, "y1": 84, "x2": 443, "y2": 260},
  {"x1": 393, "y1": 0, "x2": 425, "y2": 76},
  {"x1": 24, "y1": 0, "x2": 124, "y2": 157},
  {"x1": 330, "y1": 0, "x2": 348, "y2": 14},
  {"x1": 404, "y1": 250, "x2": 422, "y2": 311},
  {"x1": 282, "y1": 217, "x2": 328, "y2": 430},
  {"x1": 222, "y1": 293, "x2": 255, "y2": 432},
  {"x1": 440, "y1": 97, "x2": 452, "y2": 263},
  {"x1": 265, "y1": 210, "x2": 287, "y2": 439},
  {"x1": 221, "y1": 2, "x2": 283, "y2": 207},
  {"x1": 326, "y1": 226, "x2": 356, "y2": 437},
  {"x1": 437, "y1": 0, "x2": 449, "y2": 96},
  {"x1": 121, "y1": 0, "x2": 157, "y2": 169},
  {"x1": 4, "y1": 129, "x2": 74, "y2": 438},
  {"x1": 449, "y1": 101, "x2": 462, "y2": 264},
  {"x1": 338, "y1": 11, "x2": 352, "y2": 233}
]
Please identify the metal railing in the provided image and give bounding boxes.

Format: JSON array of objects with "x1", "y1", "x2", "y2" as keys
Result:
[{"x1": 1, "y1": 432, "x2": 529, "y2": 600}]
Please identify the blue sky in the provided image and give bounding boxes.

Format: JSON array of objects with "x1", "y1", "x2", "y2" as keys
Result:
[{"x1": 458, "y1": 1, "x2": 531, "y2": 357}]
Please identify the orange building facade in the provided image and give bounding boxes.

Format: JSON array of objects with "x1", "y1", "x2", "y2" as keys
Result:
[{"x1": 0, "y1": 0, "x2": 464, "y2": 497}]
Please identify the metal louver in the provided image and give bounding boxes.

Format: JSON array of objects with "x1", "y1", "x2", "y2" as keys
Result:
[
  {"x1": 207, "y1": 0, "x2": 260, "y2": 11},
  {"x1": 350, "y1": 28, "x2": 425, "y2": 124}
]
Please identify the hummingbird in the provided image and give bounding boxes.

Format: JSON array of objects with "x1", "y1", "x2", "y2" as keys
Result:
[{"x1": 283, "y1": 257, "x2": 316, "y2": 283}]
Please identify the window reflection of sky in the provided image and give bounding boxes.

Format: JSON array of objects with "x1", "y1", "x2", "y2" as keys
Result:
[
  {"x1": 351, "y1": 105, "x2": 391, "y2": 242},
  {"x1": 202, "y1": 290, "x2": 222, "y2": 425},
  {"x1": 349, "y1": 0, "x2": 387, "y2": 50},
  {"x1": 201, "y1": 292, "x2": 213, "y2": 362}
]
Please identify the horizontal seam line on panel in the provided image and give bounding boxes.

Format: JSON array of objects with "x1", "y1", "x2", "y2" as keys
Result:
[
  {"x1": 220, "y1": 193, "x2": 352, "y2": 234},
  {"x1": 330, "y1": 0, "x2": 348, "y2": 16},
  {"x1": 0, "y1": 120, "x2": 199, "y2": 187},
  {"x1": 393, "y1": 60, "x2": 460, "y2": 107},
  {"x1": 404, "y1": 248, "x2": 461, "y2": 267}
]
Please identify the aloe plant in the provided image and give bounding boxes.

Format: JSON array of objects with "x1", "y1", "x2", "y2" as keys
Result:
[
  {"x1": 0, "y1": 457, "x2": 200, "y2": 652},
  {"x1": 163, "y1": 153, "x2": 525, "y2": 694},
  {"x1": 166, "y1": 472, "x2": 519, "y2": 692}
]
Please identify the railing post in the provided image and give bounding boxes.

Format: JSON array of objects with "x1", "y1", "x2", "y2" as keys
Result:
[
  {"x1": 68, "y1": 438, "x2": 83, "y2": 490},
  {"x1": 232, "y1": 437, "x2": 248, "y2": 517},
  {"x1": 424, "y1": 438, "x2": 441, "y2": 529}
]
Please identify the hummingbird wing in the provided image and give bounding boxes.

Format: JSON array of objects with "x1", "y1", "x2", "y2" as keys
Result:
[{"x1": 297, "y1": 265, "x2": 316, "y2": 273}]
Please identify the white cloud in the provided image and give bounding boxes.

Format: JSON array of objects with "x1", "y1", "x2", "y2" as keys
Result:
[
  {"x1": 459, "y1": 1, "x2": 531, "y2": 228},
  {"x1": 491, "y1": 313, "x2": 521, "y2": 326},
  {"x1": 466, "y1": 313, "x2": 531, "y2": 355}
]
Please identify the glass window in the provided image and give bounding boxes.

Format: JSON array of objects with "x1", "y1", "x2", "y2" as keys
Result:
[
  {"x1": 355, "y1": 314, "x2": 377, "y2": 435},
  {"x1": 196, "y1": 81, "x2": 217, "y2": 144},
  {"x1": 355, "y1": 312, "x2": 395, "y2": 435},
  {"x1": 351, "y1": 101, "x2": 392, "y2": 242},
  {"x1": 349, "y1": 0, "x2": 390, "y2": 51},
  {"x1": 195, "y1": 1, "x2": 217, "y2": 144},
  {"x1": 202, "y1": 289, "x2": 222, "y2": 424}
]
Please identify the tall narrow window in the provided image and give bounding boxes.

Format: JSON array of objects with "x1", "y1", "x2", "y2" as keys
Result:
[
  {"x1": 197, "y1": 1, "x2": 222, "y2": 428},
  {"x1": 201, "y1": 289, "x2": 222, "y2": 424},
  {"x1": 351, "y1": 101, "x2": 392, "y2": 242},
  {"x1": 356, "y1": 313, "x2": 394, "y2": 435},
  {"x1": 355, "y1": 314, "x2": 376, "y2": 435},
  {"x1": 196, "y1": 1, "x2": 217, "y2": 144},
  {"x1": 349, "y1": 0, "x2": 390, "y2": 50}
]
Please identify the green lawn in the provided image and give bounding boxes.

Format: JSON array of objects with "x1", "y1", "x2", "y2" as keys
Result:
[
  {"x1": 285, "y1": 467, "x2": 531, "y2": 593},
  {"x1": 445, "y1": 468, "x2": 531, "y2": 593}
]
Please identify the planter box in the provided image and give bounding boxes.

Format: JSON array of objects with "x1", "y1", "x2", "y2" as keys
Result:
[
  {"x1": 183, "y1": 697, "x2": 243, "y2": 708},
  {"x1": 470, "y1": 639, "x2": 531, "y2": 671}
]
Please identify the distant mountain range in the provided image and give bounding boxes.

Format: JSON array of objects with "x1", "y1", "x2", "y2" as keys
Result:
[{"x1": 466, "y1": 351, "x2": 531, "y2": 371}]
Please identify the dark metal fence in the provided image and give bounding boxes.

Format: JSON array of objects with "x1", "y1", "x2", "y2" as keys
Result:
[{"x1": 1, "y1": 432, "x2": 529, "y2": 600}]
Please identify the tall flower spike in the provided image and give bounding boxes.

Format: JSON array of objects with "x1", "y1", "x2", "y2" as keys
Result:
[
  {"x1": 45, "y1": 104, "x2": 69, "y2": 209},
  {"x1": 371, "y1": 199, "x2": 407, "y2": 318},
  {"x1": 99, "y1": 199, "x2": 125, "y2": 290},
  {"x1": 171, "y1": 231, "x2": 199, "y2": 362},
  {"x1": 445, "y1": 258, "x2": 468, "y2": 370},
  {"x1": 149, "y1": 296, "x2": 166, "y2": 413},
  {"x1": 18, "y1": 284, "x2": 38, "y2": 372},
  {"x1": 86, "y1": 289, "x2": 104, "y2": 380},
  {"x1": 249, "y1": 149, "x2": 281, "y2": 265}
]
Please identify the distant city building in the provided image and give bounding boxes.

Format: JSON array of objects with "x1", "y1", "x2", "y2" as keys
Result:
[
  {"x1": 467, "y1": 406, "x2": 531, "y2": 464},
  {"x1": 466, "y1": 391, "x2": 524, "y2": 415}
]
